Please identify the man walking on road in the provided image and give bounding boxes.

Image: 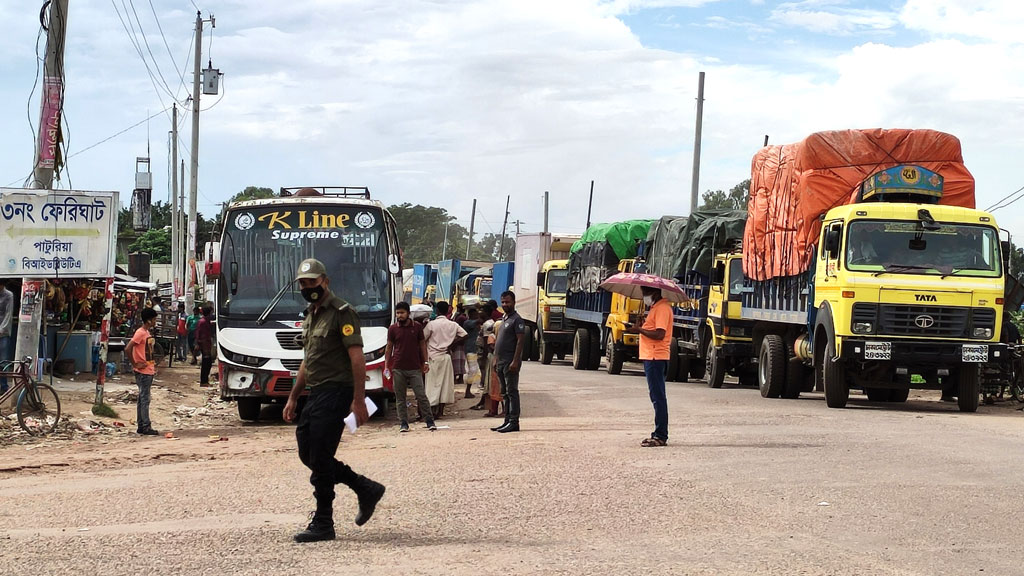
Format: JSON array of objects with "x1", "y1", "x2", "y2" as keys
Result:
[
  {"x1": 283, "y1": 258, "x2": 386, "y2": 543},
  {"x1": 0, "y1": 279, "x2": 12, "y2": 393},
  {"x1": 491, "y1": 291, "x2": 525, "y2": 433},
  {"x1": 196, "y1": 304, "x2": 215, "y2": 387},
  {"x1": 385, "y1": 301, "x2": 433, "y2": 433},
  {"x1": 124, "y1": 308, "x2": 159, "y2": 436},
  {"x1": 423, "y1": 301, "x2": 466, "y2": 420},
  {"x1": 628, "y1": 286, "x2": 672, "y2": 447}
]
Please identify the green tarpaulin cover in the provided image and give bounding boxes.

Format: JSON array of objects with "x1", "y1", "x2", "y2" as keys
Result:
[
  {"x1": 645, "y1": 210, "x2": 746, "y2": 279},
  {"x1": 570, "y1": 220, "x2": 652, "y2": 260},
  {"x1": 568, "y1": 220, "x2": 652, "y2": 293}
]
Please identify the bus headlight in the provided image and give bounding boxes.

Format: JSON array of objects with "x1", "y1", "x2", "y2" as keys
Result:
[{"x1": 364, "y1": 348, "x2": 385, "y2": 364}]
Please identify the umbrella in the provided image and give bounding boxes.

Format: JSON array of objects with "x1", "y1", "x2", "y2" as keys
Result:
[{"x1": 599, "y1": 272, "x2": 690, "y2": 304}]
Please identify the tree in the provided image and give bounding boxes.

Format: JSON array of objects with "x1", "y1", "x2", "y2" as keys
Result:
[
  {"x1": 127, "y1": 228, "x2": 171, "y2": 263},
  {"x1": 700, "y1": 179, "x2": 750, "y2": 211},
  {"x1": 228, "y1": 186, "x2": 275, "y2": 204}
]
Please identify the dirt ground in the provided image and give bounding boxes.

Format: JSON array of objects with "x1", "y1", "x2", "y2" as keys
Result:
[{"x1": 2, "y1": 360, "x2": 1024, "y2": 575}]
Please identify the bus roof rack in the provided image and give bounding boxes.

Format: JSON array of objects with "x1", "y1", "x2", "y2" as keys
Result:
[{"x1": 279, "y1": 186, "x2": 371, "y2": 199}]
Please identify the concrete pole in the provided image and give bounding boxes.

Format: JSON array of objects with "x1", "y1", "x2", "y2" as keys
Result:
[
  {"x1": 543, "y1": 191, "x2": 549, "y2": 233},
  {"x1": 586, "y1": 180, "x2": 594, "y2": 229},
  {"x1": 690, "y1": 71, "x2": 705, "y2": 215},
  {"x1": 466, "y1": 198, "x2": 476, "y2": 259},
  {"x1": 186, "y1": 11, "x2": 202, "y2": 313},
  {"x1": 170, "y1": 104, "x2": 179, "y2": 299},
  {"x1": 180, "y1": 160, "x2": 185, "y2": 297},
  {"x1": 497, "y1": 195, "x2": 510, "y2": 262},
  {"x1": 16, "y1": 0, "x2": 69, "y2": 369}
]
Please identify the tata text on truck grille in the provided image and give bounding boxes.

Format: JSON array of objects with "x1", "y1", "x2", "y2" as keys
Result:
[{"x1": 211, "y1": 187, "x2": 402, "y2": 421}]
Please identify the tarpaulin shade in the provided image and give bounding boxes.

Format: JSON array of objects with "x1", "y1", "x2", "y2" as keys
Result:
[
  {"x1": 743, "y1": 128, "x2": 976, "y2": 281},
  {"x1": 568, "y1": 220, "x2": 652, "y2": 293},
  {"x1": 645, "y1": 210, "x2": 746, "y2": 279}
]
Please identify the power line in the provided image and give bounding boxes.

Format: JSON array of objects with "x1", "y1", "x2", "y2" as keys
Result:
[
  {"x1": 66, "y1": 108, "x2": 170, "y2": 160},
  {"x1": 147, "y1": 0, "x2": 188, "y2": 97},
  {"x1": 986, "y1": 184, "x2": 1024, "y2": 212}
]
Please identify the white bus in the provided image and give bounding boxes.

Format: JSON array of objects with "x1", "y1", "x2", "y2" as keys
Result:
[{"x1": 212, "y1": 187, "x2": 402, "y2": 421}]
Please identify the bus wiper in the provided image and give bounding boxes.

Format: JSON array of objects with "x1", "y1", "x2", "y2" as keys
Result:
[
  {"x1": 256, "y1": 279, "x2": 294, "y2": 326},
  {"x1": 872, "y1": 264, "x2": 932, "y2": 277}
]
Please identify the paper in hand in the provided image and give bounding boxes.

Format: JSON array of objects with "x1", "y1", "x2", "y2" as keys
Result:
[{"x1": 344, "y1": 397, "x2": 378, "y2": 433}]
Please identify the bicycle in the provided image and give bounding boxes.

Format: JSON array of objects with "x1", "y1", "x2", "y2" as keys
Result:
[
  {"x1": 1009, "y1": 345, "x2": 1024, "y2": 404},
  {"x1": 0, "y1": 357, "x2": 62, "y2": 436}
]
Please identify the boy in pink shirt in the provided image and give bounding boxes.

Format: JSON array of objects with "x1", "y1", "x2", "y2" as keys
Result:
[{"x1": 124, "y1": 308, "x2": 159, "y2": 435}]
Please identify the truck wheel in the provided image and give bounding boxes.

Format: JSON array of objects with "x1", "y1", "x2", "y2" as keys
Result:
[
  {"x1": 237, "y1": 397, "x2": 261, "y2": 421},
  {"x1": 865, "y1": 388, "x2": 889, "y2": 402},
  {"x1": 667, "y1": 339, "x2": 683, "y2": 382},
  {"x1": 782, "y1": 357, "x2": 806, "y2": 399},
  {"x1": 529, "y1": 328, "x2": 541, "y2": 362},
  {"x1": 676, "y1": 357, "x2": 691, "y2": 383},
  {"x1": 889, "y1": 389, "x2": 909, "y2": 402},
  {"x1": 572, "y1": 328, "x2": 591, "y2": 371},
  {"x1": 958, "y1": 366, "x2": 980, "y2": 413},
  {"x1": 706, "y1": 338, "x2": 725, "y2": 389},
  {"x1": 606, "y1": 333, "x2": 624, "y2": 375},
  {"x1": 540, "y1": 335, "x2": 555, "y2": 365},
  {"x1": 758, "y1": 335, "x2": 785, "y2": 398},
  {"x1": 587, "y1": 327, "x2": 602, "y2": 371},
  {"x1": 822, "y1": 337, "x2": 849, "y2": 408}
]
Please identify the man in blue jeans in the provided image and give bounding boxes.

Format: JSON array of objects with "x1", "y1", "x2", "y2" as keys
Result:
[
  {"x1": 627, "y1": 286, "x2": 673, "y2": 447},
  {"x1": 124, "y1": 308, "x2": 159, "y2": 435},
  {"x1": 491, "y1": 291, "x2": 525, "y2": 433},
  {"x1": 0, "y1": 279, "x2": 12, "y2": 393}
]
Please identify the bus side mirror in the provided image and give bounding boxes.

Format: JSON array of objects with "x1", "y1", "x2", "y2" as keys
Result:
[
  {"x1": 388, "y1": 254, "x2": 401, "y2": 275},
  {"x1": 536, "y1": 272, "x2": 545, "y2": 287},
  {"x1": 230, "y1": 261, "x2": 239, "y2": 295},
  {"x1": 824, "y1": 228, "x2": 841, "y2": 257},
  {"x1": 711, "y1": 262, "x2": 725, "y2": 285},
  {"x1": 1001, "y1": 240, "x2": 1012, "y2": 272}
]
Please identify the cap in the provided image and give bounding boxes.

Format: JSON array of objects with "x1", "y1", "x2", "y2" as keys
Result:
[{"x1": 295, "y1": 258, "x2": 327, "y2": 281}]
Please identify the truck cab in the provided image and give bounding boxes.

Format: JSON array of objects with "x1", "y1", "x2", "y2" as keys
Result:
[
  {"x1": 602, "y1": 258, "x2": 646, "y2": 374},
  {"x1": 536, "y1": 259, "x2": 573, "y2": 363},
  {"x1": 705, "y1": 252, "x2": 756, "y2": 387}
]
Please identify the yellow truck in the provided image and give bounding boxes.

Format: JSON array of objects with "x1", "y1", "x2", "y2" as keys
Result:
[
  {"x1": 704, "y1": 251, "x2": 757, "y2": 387},
  {"x1": 513, "y1": 233, "x2": 582, "y2": 364}
]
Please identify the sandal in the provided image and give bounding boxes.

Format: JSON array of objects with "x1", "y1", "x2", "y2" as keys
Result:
[{"x1": 640, "y1": 437, "x2": 667, "y2": 447}]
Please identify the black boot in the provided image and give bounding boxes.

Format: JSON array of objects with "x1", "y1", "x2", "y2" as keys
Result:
[
  {"x1": 491, "y1": 398, "x2": 511, "y2": 431},
  {"x1": 352, "y1": 476, "x2": 386, "y2": 526},
  {"x1": 293, "y1": 514, "x2": 335, "y2": 543}
]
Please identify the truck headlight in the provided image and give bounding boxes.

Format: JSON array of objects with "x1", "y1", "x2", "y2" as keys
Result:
[
  {"x1": 852, "y1": 322, "x2": 874, "y2": 334},
  {"x1": 973, "y1": 327, "x2": 992, "y2": 339}
]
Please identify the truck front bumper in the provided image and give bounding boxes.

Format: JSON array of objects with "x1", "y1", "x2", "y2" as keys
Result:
[{"x1": 841, "y1": 338, "x2": 1007, "y2": 367}]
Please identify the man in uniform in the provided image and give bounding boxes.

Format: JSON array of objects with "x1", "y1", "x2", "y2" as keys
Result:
[{"x1": 283, "y1": 258, "x2": 386, "y2": 543}]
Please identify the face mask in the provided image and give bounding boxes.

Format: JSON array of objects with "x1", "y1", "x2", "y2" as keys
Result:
[
  {"x1": 643, "y1": 294, "x2": 655, "y2": 306},
  {"x1": 301, "y1": 284, "x2": 325, "y2": 303}
]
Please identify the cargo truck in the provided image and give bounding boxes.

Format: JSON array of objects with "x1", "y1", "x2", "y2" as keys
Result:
[
  {"x1": 512, "y1": 233, "x2": 581, "y2": 364},
  {"x1": 564, "y1": 222, "x2": 651, "y2": 372},
  {"x1": 742, "y1": 129, "x2": 1007, "y2": 412}
]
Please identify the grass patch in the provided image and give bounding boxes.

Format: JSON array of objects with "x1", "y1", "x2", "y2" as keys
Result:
[{"x1": 91, "y1": 403, "x2": 119, "y2": 418}]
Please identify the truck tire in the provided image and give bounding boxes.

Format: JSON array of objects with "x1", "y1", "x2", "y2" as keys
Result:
[
  {"x1": 540, "y1": 334, "x2": 555, "y2": 365},
  {"x1": 822, "y1": 337, "x2": 849, "y2": 408},
  {"x1": 572, "y1": 328, "x2": 591, "y2": 371},
  {"x1": 689, "y1": 335, "x2": 707, "y2": 380},
  {"x1": 758, "y1": 335, "x2": 785, "y2": 398},
  {"x1": 706, "y1": 338, "x2": 725, "y2": 389},
  {"x1": 782, "y1": 357, "x2": 807, "y2": 399},
  {"x1": 958, "y1": 366, "x2": 980, "y2": 413},
  {"x1": 667, "y1": 339, "x2": 688, "y2": 382},
  {"x1": 237, "y1": 397, "x2": 261, "y2": 421},
  {"x1": 606, "y1": 333, "x2": 625, "y2": 375},
  {"x1": 888, "y1": 389, "x2": 909, "y2": 402},
  {"x1": 529, "y1": 327, "x2": 541, "y2": 362},
  {"x1": 587, "y1": 327, "x2": 602, "y2": 371},
  {"x1": 677, "y1": 356, "x2": 691, "y2": 383}
]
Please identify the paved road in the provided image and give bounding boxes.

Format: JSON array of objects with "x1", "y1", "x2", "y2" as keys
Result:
[{"x1": 1, "y1": 360, "x2": 1023, "y2": 575}]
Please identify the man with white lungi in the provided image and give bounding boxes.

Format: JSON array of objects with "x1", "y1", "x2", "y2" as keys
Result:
[{"x1": 422, "y1": 301, "x2": 466, "y2": 421}]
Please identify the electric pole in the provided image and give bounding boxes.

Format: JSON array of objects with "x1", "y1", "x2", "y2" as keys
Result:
[
  {"x1": 185, "y1": 11, "x2": 203, "y2": 313},
  {"x1": 586, "y1": 180, "x2": 594, "y2": 230},
  {"x1": 466, "y1": 199, "x2": 476, "y2": 260},
  {"x1": 16, "y1": 0, "x2": 69, "y2": 369},
  {"x1": 170, "y1": 104, "x2": 179, "y2": 299},
  {"x1": 543, "y1": 191, "x2": 549, "y2": 234},
  {"x1": 690, "y1": 71, "x2": 705, "y2": 215},
  {"x1": 513, "y1": 219, "x2": 523, "y2": 236},
  {"x1": 497, "y1": 195, "x2": 510, "y2": 262}
]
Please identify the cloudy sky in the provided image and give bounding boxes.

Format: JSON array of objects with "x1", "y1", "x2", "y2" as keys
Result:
[{"x1": 2, "y1": 0, "x2": 1023, "y2": 241}]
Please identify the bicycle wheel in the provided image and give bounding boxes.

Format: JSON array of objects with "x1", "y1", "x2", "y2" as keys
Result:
[
  {"x1": 17, "y1": 383, "x2": 61, "y2": 436},
  {"x1": 1012, "y1": 359, "x2": 1024, "y2": 403},
  {"x1": 152, "y1": 341, "x2": 166, "y2": 366}
]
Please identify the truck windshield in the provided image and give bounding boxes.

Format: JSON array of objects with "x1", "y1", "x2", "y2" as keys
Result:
[
  {"x1": 845, "y1": 220, "x2": 1001, "y2": 277},
  {"x1": 546, "y1": 269, "x2": 568, "y2": 295},
  {"x1": 218, "y1": 204, "x2": 392, "y2": 323}
]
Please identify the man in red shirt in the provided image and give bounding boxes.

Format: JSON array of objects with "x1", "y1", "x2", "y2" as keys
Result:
[
  {"x1": 627, "y1": 286, "x2": 673, "y2": 447},
  {"x1": 196, "y1": 304, "x2": 215, "y2": 387},
  {"x1": 124, "y1": 308, "x2": 159, "y2": 435},
  {"x1": 385, "y1": 301, "x2": 432, "y2": 433}
]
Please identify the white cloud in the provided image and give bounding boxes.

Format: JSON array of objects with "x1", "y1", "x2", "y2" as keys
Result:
[
  {"x1": 770, "y1": 1, "x2": 898, "y2": 35},
  {"x1": 900, "y1": 0, "x2": 1024, "y2": 43}
]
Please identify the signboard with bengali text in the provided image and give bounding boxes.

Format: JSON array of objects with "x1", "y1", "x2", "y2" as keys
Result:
[{"x1": 0, "y1": 188, "x2": 119, "y2": 278}]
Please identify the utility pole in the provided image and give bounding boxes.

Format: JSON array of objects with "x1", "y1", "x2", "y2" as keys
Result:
[
  {"x1": 497, "y1": 195, "x2": 510, "y2": 262},
  {"x1": 690, "y1": 71, "x2": 706, "y2": 215},
  {"x1": 179, "y1": 160, "x2": 185, "y2": 298},
  {"x1": 185, "y1": 11, "x2": 203, "y2": 313},
  {"x1": 170, "y1": 104, "x2": 179, "y2": 299},
  {"x1": 513, "y1": 219, "x2": 523, "y2": 236},
  {"x1": 543, "y1": 191, "x2": 549, "y2": 233},
  {"x1": 441, "y1": 219, "x2": 449, "y2": 261},
  {"x1": 16, "y1": 0, "x2": 69, "y2": 371},
  {"x1": 586, "y1": 180, "x2": 594, "y2": 230},
  {"x1": 465, "y1": 199, "x2": 476, "y2": 259},
  {"x1": 763, "y1": 135, "x2": 769, "y2": 147}
]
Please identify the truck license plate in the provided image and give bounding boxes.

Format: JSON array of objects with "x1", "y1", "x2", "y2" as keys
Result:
[
  {"x1": 864, "y1": 341, "x2": 892, "y2": 361},
  {"x1": 962, "y1": 345, "x2": 988, "y2": 363}
]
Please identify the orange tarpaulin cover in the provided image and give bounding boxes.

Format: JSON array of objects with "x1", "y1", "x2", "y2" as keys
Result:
[{"x1": 742, "y1": 128, "x2": 975, "y2": 281}]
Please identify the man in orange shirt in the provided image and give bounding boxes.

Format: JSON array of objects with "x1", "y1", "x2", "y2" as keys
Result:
[
  {"x1": 124, "y1": 308, "x2": 159, "y2": 436},
  {"x1": 627, "y1": 286, "x2": 673, "y2": 447}
]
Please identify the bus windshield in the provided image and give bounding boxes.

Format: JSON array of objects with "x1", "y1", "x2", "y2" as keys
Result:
[
  {"x1": 845, "y1": 220, "x2": 1001, "y2": 277},
  {"x1": 218, "y1": 204, "x2": 393, "y2": 322}
]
